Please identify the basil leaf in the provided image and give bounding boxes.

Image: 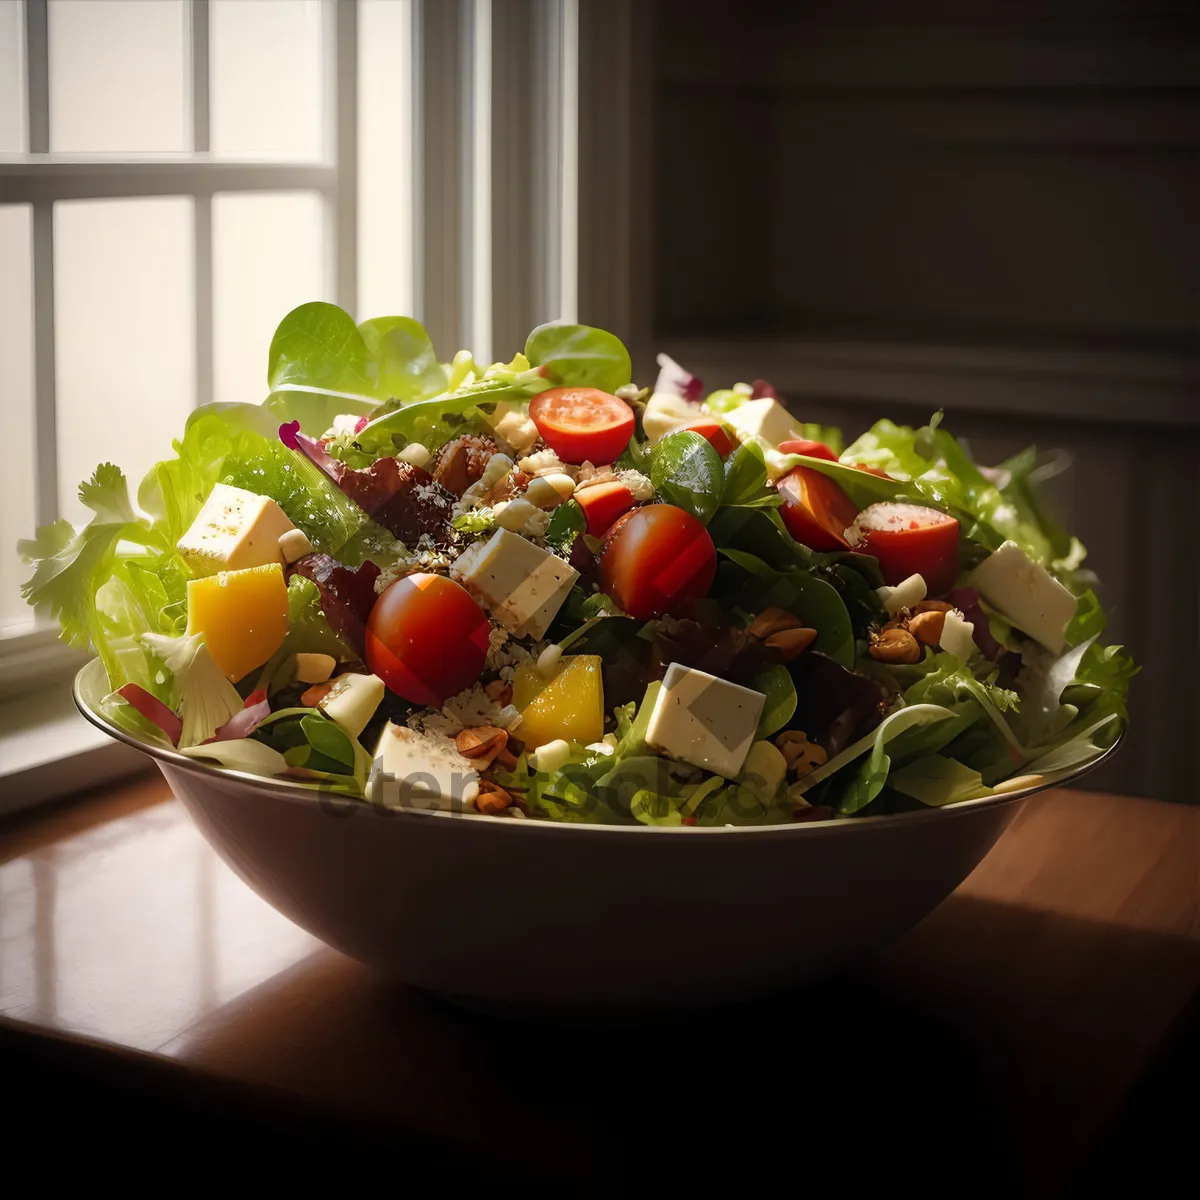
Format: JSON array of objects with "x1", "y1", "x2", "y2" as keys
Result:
[
  {"x1": 650, "y1": 430, "x2": 724, "y2": 525},
  {"x1": 524, "y1": 322, "x2": 632, "y2": 393}
]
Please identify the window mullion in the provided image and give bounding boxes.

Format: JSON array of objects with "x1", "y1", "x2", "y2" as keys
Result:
[
  {"x1": 413, "y1": 0, "x2": 469, "y2": 356},
  {"x1": 330, "y1": 0, "x2": 358, "y2": 317},
  {"x1": 26, "y1": 0, "x2": 57, "y2": 528},
  {"x1": 191, "y1": 0, "x2": 213, "y2": 410}
]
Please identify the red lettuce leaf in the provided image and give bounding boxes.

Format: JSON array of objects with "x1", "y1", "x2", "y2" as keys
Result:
[
  {"x1": 289, "y1": 553, "x2": 381, "y2": 657},
  {"x1": 785, "y1": 652, "x2": 888, "y2": 756},
  {"x1": 950, "y1": 586, "x2": 1003, "y2": 661},
  {"x1": 751, "y1": 379, "x2": 780, "y2": 400},
  {"x1": 653, "y1": 353, "x2": 703, "y2": 403},
  {"x1": 279, "y1": 421, "x2": 454, "y2": 547},
  {"x1": 117, "y1": 683, "x2": 182, "y2": 745}
]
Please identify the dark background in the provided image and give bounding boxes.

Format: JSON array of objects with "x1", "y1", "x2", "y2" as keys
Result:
[{"x1": 581, "y1": 0, "x2": 1199, "y2": 802}]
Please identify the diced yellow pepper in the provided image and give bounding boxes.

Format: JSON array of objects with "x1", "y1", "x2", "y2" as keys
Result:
[
  {"x1": 186, "y1": 563, "x2": 288, "y2": 682},
  {"x1": 513, "y1": 654, "x2": 604, "y2": 750}
]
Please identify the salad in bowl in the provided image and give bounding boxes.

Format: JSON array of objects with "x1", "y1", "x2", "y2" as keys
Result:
[{"x1": 24, "y1": 303, "x2": 1133, "y2": 827}]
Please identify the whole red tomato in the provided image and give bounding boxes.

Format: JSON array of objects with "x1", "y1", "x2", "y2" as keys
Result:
[
  {"x1": 366, "y1": 574, "x2": 490, "y2": 705},
  {"x1": 598, "y1": 504, "x2": 717, "y2": 619}
]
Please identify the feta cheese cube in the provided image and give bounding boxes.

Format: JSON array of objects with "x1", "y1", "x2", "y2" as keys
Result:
[
  {"x1": 177, "y1": 483, "x2": 296, "y2": 576},
  {"x1": 370, "y1": 722, "x2": 479, "y2": 812},
  {"x1": 723, "y1": 397, "x2": 803, "y2": 450},
  {"x1": 454, "y1": 527, "x2": 579, "y2": 640},
  {"x1": 319, "y1": 672, "x2": 385, "y2": 739},
  {"x1": 967, "y1": 540, "x2": 1076, "y2": 654},
  {"x1": 491, "y1": 402, "x2": 540, "y2": 453},
  {"x1": 646, "y1": 663, "x2": 766, "y2": 778},
  {"x1": 939, "y1": 610, "x2": 977, "y2": 660}
]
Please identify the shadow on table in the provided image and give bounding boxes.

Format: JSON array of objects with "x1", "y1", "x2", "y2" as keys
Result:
[{"x1": 134, "y1": 885, "x2": 1196, "y2": 1197}]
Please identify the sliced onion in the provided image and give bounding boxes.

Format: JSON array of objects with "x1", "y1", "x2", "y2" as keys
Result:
[{"x1": 117, "y1": 684, "x2": 182, "y2": 745}]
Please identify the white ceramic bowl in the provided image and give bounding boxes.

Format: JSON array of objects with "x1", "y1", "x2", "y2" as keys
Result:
[{"x1": 74, "y1": 659, "x2": 1120, "y2": 1012}]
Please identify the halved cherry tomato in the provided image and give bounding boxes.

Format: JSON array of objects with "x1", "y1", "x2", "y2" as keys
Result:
[
  {"x1": 777, "y1": 465, "x2": 860, "y2": 553},
  {"x1": 850, "y1": 503, "x2": 961, "y2": 594},
  {"x1": 683, "y1": 418, "x2": 736, "y2": 459},
  {"x1": 529, "y1": 387, "x2": 635, "y2": 465},
  {"x1": 598, "y1": 504, "x2": 717, "y2": 619},
  {"x1": 778, "y1": 438, "x2": 838, "y2": 463},
  {"x1": 366, "y1": 573, "x2": 490, "y2": 705},
  {"x1": 575, "y1": 480, "x2": 636, "y2": 537}
]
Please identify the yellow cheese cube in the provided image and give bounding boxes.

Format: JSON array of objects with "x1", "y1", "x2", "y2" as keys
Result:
[
  {"x1": 186, "y1": 563, "x2": 289, "y2": 682},
  {"x1": 513, "y1": 654, "x2": 604, "y2": 749}
]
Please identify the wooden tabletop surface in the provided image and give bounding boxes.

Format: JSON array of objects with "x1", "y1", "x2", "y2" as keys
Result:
[{"x1": 2, "y1": 774, "x2": 1198, "y2": 1196}]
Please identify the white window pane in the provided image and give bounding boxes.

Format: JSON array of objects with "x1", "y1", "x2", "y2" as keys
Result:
[
  {"x1": 48, "y1": 0, "x2": 187, "y2": 153},
  {"x1": 0, "y1": 0, "x2": 26, "y2": 152},
  {"x1": 358, "y1": 0, "x2": 414, "y2": 320},
  {"x1": 210, "y1": 0, "x2": 322, "y2": 159},
  {"x1": 0, "y1": 206, "x2": 36, "y2": 629},
  {"x1": 212, "y1": 191, "x2": 328, "y2": 405},
  {"x1": 55, "y1": 197, "x2": 194, "y2": 527}
]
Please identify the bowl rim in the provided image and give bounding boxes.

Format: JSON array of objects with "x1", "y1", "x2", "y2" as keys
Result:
[{"x1": 74, "y1": 658, "x2": 1124, "y2": 838}]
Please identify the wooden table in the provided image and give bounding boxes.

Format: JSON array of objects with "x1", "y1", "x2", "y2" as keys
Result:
[{"x1": 2, "y1": 776, "x2": 1197, "y2": 1197}]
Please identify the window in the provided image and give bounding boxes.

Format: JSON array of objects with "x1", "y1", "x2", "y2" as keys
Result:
[{"x1": 0, "y1": 0, "x2": 583, "y2": 798}]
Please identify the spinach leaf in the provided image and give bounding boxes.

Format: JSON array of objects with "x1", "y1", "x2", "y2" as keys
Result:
[
  {"x1": 546, "y1": 499, "x2": 586, "y2": 552},
  {"x1": 524, "y1": 322, "x2": 632, "y2": 393},
  {"x1": 721, "y1": 440, "x2": 770, "y2": 506},
  {"x1": 718, "y1": 548, "x2": 855, "y2": 666},
  {"x1": 754, "y1": 663, "x2": 798, "y2": 738},
  {"x1": 650, "y1": 430, "x2": 724, "y2": 525},
  {"x1": 358, "y1": 315, "x2": 448, "y2": 401}
]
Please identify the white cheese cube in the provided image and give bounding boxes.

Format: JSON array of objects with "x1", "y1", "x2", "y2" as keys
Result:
[
  {"x1": 177, "y1": 483, "x2": 295, "y2": 576},
  {"x1": 295, "y1": 652, "x2": 336, "y2": 684},
  {"x1": 646, "y1": 663, "x2": 766, "y2": 778},
  {"x1": 939, "y1": 610, "x2": 977, "y2": 660},
  {"x1": 397, "y1": 442, "x2": 432, "y2": 469},
  {"x1": 967, "y1": 540, "x2": 1076, "y2": 654},
  {"x1": 370, "y1": 722, "x2": 480, "y2": 812},
  {"x1": 877, "y1": 573, "x2": 927, "y2": 617},
  {"x1": 454, "y1": 527, "x2": 579, "y2": 640},
  {"x1": 643, "y1": 392, "x2": 698, "y2": 443},
  {"x1": 722, "y1": 397, "x2": 803, "y2": 450}
]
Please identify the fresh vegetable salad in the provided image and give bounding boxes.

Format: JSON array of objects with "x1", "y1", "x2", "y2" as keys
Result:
[{"x1": 22, "y1": 303, "x2": 1134, "y2": 825}]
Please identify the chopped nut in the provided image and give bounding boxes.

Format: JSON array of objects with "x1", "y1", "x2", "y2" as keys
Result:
[
  {"x1": 869, "y1": 627, "x2": 922, "y2": 664},
  {"x1": 455, "y1": 726, "x2": 509, "y2": 768},
  {"x1": 300, "y1": 680, "x2": 337, "y2": 707},
  {"x1": 475, "y1": 781, "x2": 513, "y2": 816},
  {"x1": 764, "y1": 626, "x2": 818, "y2": 660},
  {"x1": 536, "y1": 643, "x2": 563, "y2": 677},
  {"x1": 484, "y1": 679, "x2": 514, "y2": 706},
  {"x1": 496, "y1": 497, "x2": 539, "y2": 531},
  {"x1": 278, "y1": 528, "x2": 313, "y2": 564},
  {"x1": 914, "y1": 599, "x2": 955, "y2": 614},
  {"x1": 748, "y1": 606, "x2": 805, "y2": 639},
  {"x1": 775, "y1": 730, "x2": 828, "y2": 778},
  {"x1": 908, "y1": 609, "x2": 946, "y2": 648},
  {"x1": 519, "y1": 448, "x2": 567, "y2": 476},
  {"x1": 492, "y1": 746, "x2": 519, "y2": 772},
  {"x1": 525, "y1": 473, "x2": 577, "y2": 509}
]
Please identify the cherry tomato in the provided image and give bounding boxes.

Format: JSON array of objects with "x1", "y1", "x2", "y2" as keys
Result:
[
  {"x1": 575, "y1": 480, "x2": 636, "y2": 537},
  {"x1": 777, "y1": 465, "x2": 860, "y2": 553},
  {"x1": 366, "y1": 573, "x2": 490, "y2": 705},
  {"x1": 598, "y1": 504, "x2": 717, "y2": 619},
  {"x1": 778, "y1": 438, "x2": 838, "y2": 463},
  {"x1": 850, "y1": 503, "x2": 961, "y2": 594},
  {"x1": 683, "y1": 418, "x2": 736, "y2": 459},
  {"x1": 529, "y1": 387, "x2": 635, "y2": 465}
]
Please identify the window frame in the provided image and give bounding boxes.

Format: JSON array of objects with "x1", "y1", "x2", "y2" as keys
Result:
[{"x1": 0, "y1": 0, "x2": 581, "y2": 802}]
